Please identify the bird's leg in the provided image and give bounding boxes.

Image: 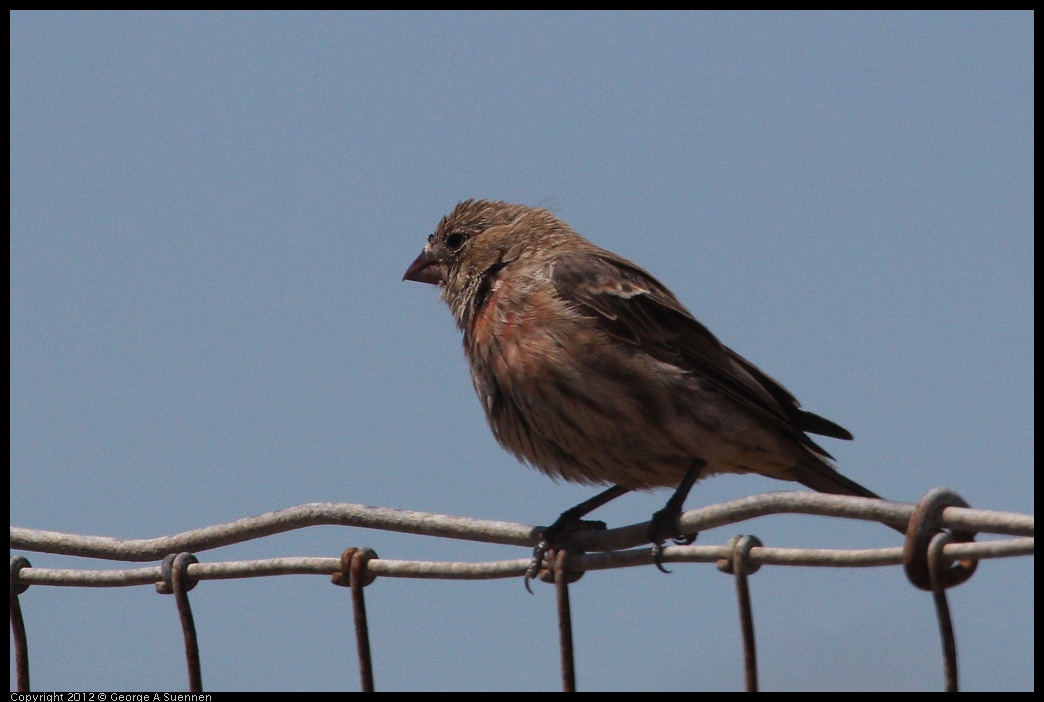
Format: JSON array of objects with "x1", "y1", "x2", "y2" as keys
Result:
[
  {"x1": 525, "y1": 484, "x2": 631, "y2": 591},
  {"x1": 649, "y1": 458, "x2": 706, "y2": 572}
]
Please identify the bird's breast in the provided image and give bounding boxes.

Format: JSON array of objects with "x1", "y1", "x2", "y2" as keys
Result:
[{"x1": 466, "y1": 280, "x2": 566, "y2": 372}]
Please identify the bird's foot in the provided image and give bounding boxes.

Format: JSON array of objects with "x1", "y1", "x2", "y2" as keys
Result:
[
  {"x1": 525, "y1": 515, "x2": 607, "y2": 593},
  {"x1": 648, "y1": 505, "x2": 699, "y2": 574}
]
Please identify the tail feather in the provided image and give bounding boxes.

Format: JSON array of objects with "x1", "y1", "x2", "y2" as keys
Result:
[
  {"x1": 795, "y1": 461, "x2": 881, "y2": 499},
  {"x1": 795, "y1": 461, "x2": 906, "y2": 533}
]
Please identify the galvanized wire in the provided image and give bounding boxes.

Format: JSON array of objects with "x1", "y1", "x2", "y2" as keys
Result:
[
  {"x1": 9, "y1": 492, "x2": 1033, "y2": 563},
  {"x1": 9, "y1": 556, "x2": 31, "y2": 692},
  {"x1": 8, "y1": 491, "x2": 1035, "y2": 692},
  {"x1": 8, "y1": 537, "x2": 1033, "y2": 589}
]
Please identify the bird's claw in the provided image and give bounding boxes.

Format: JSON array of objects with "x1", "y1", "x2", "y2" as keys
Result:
[
  {"x1": 648, "y1": 506, "x2": 698, "y2": 574},
  {"x1": 525, "y1": 517, "x2": 607, "y2": 592},
  {"x1": 651, "y1": 541, "x2": 672, "y2": 573},
  {"x1": 524, "y1": 539, "x2": 551, "y2": 593}
]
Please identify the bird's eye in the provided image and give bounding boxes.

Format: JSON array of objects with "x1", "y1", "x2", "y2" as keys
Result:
[{"x1": 445, "y1": 231, "x2": 466, "y2": 251}]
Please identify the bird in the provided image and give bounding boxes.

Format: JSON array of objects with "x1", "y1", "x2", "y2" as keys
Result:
[{"x1": 404, "y1": 199, "x2": 886, "y2": 577}]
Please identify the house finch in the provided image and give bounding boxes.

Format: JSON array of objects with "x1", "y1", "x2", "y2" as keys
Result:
[{"x1": 404, "y1": 199, "x2": 885, "y2": 571}]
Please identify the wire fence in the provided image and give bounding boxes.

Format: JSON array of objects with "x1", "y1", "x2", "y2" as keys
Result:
[{"x1": 10, "y1": 488, "x2": 1034, "y2": 692}]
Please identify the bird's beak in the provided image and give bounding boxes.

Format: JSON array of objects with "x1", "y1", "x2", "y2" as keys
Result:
[{"x1": 403, "y1": 248, "x2": 444, "y2": 285}]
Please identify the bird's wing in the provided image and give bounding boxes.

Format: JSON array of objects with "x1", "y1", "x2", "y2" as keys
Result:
[{"x1": 550, "y1": 252, "x2": 851, "y2": 455}]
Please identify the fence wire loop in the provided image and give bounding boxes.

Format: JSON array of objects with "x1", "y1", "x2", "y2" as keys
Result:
[
  {"x1": 716, "y1": 534, "x2": 763, "y2": 576},
  {"x1": 10, "y1": 556, "x2": 32, "y2": 692},
  {"x1": 11, "y1": 555, "x2": 32, "y2": 595},
  {"x1": 903, "y1": 488, "x2": 979, "y2": 591},
  {"x1": 157, "y1": 552, "x2": 200, "y2": 594},
  {"x1": 717, "y1": 536, "x2": 761, "y2": 692},
  {"x1": 539, "y1": 545, "x2": 586, "y2": 585},
  {"x1": 331, "y1": 547, "x2": 378, "y2": 588},
  {"x1": 331, "y1": 547, "x2": 378, "y2": 692},
  {"x1": 155, "y1": 553, "x2": 203, "y2": 692}
]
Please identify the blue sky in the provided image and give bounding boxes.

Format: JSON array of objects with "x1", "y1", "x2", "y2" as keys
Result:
[{"x1": 11, "y1": 11, "x2": 1032, "y2": 691}]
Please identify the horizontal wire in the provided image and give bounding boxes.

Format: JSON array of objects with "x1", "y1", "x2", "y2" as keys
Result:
[
  {"x1": 10, "y1": 492, "x2": 1033, "y2": 564},
  {"x1": 12, "y1": 537, "x2": 1034, "y2": 588},
  {"x1": 9, "y1": 491, "x2": 1033, "y2": 589}
]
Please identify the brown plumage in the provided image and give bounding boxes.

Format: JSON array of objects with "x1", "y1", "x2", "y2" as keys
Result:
[{"x1": 405, "y1": 199, "x2": 879, "y2": 508}]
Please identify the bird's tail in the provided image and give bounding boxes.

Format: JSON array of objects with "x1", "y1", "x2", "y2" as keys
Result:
[
  {"x1": 795, "y1": 460, "x2": 881, "y2": 499},
  {"x1": 794, "y1": 460, "x2": 906, "y2": 533}
]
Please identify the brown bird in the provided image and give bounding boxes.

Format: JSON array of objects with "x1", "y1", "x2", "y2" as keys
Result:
[{"x1": 404, "y1": 199, "x2": 884, "y2": 574}]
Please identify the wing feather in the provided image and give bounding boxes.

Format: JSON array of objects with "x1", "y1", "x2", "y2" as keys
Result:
[{"x1": 551, "y1": 252, "x2": 851, "y2": 457}]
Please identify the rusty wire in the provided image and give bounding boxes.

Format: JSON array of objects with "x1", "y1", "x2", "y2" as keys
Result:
[
  {"x1": 717, "y1": 535, "x2": 762, "y2": 692},
  {"x1": 901, "y1": 489, "x2": 980, "y2": 692},
  {"x1": 10, "y1": 556, "x2": 31, "y2": 692},
  {"x1": 10, "y1": 493, "x2": 1032, "y2": 563},
  {"x1": 156, "y1": 553, "x2": 203, "y2": 692},
  {"x1": 8, "y1": 490, "x2": 1035, "y2": 691},
  {"x1": 903, "y1": 489, "x2": 979, "y2": 591},
  {"x1": 332, "y1": 547, "x2": 378, "y2": 692},
  {"x1": 928, "y1": 533, "x2": 961, "y2": 693},
  {"x1": 8, "y1": 536, "x2": 1030, "y2": 589},
  {"x1": 553, "y1": 549, "x2": 577, "y2": 693}
]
